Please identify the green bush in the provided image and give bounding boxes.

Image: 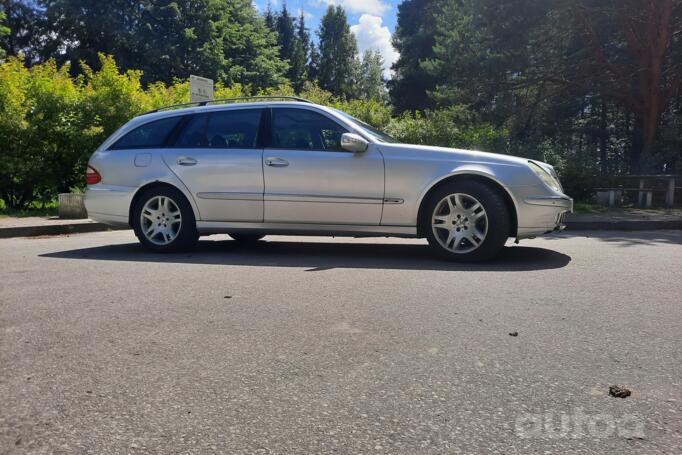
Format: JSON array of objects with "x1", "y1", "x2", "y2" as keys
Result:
[
  {"x1": 0, "y1": 55, "x2": 513, "y2": 210},
  {"x1": 385, "y1": 106, "x2": 508, "y2": 152}
]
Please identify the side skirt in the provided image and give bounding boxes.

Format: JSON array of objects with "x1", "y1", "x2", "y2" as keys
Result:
[{"x1": 196, "y1": 221, "x2": 417, "y2": 238}]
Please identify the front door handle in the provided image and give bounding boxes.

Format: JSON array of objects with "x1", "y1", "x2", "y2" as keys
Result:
[
  {"x1": 177, "y1": 157, "x2": 198, "y2": 166},
  {"x1": 265, "y1": 157, "x2": 289, "y2": 167}
]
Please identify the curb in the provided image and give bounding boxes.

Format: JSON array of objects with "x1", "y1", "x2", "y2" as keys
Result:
[
  {"x1": 565, "y1": 220, "x2": 682, "y2": 231},
  {"x1": 0, "y1": 222, "x2": 127, "y2": 239}
]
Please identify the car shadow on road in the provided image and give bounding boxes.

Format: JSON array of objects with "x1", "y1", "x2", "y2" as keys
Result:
[{"x1": 41, "y1": 239, "x2": 571, "y2": 272}]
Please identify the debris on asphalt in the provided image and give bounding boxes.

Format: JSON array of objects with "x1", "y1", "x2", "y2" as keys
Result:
[
  {"x1": 509, "y1": 331, "x2": 519, "y2": 337},
  {"x1": 609, "y1": 385, "x2": 631, "y2": 398},
  {"x1": 224, "y1": 295, "x2": 232, "y2": 299}
]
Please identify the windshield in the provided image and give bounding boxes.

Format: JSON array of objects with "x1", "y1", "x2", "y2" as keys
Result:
[{"x1": 334, "y1": 109, "x2": 400, "y2": 144}]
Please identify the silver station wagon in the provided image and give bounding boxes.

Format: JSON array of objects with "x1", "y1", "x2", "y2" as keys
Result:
[{"x1": 85, "y1": 96, "x2": 572, "y2": 261}]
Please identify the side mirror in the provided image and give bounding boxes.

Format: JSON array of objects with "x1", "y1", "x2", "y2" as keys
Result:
[{"x1": 340, "y1": 133, "x2": 369, "y2": 153}]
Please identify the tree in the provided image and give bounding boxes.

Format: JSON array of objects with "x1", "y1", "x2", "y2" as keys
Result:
[
  {"x1": 0, "y1": 10, "x2": 8, "y2": 60},
  {"x1": 33, "y1": 0, "x2": 287, "y2": 91},
  {"x1": 135, "y1": 0, "x2": 227, "y2": 84},
  {"x1": 40, "y1": 0, "x2": 141, "y2": 72},
  {"x1": 317, "y1": 5, "x2": 358, "y2": 99},
  {"x1": 296, "y1": 10, "x2": 310, "y2": 64},
  {"x1": 275, "y1": 3, "x2": 306, "y2": 92},
  {"x1": 388, "y1": 0, "x2": 441, "y2": 112},
  {"x1": 358, "y1": 50, "x2": 385, "y2": 100},
  {"x1": 423, "y1": 0, "x2": 682, "y2": 174},
  {"x1": 292, "y1": 9, "x2": 310, "y2": 92},
  {"x1": 308, "y1": 42, "x2": 320, "y2": 82},
  {"x1": 561, "y1": 0, "x2": 682, "y2": 171},
  {"x1": 264, "y1": 1, "x2": 275, "y2": 31}
]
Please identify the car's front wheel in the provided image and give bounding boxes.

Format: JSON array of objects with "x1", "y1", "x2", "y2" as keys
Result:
[
  {"x1": 132, "y1": 186, "x2": 198, "y2": 252},
  {"x1": 423, "y1": 180, "x2": 511, "y2": 261}
]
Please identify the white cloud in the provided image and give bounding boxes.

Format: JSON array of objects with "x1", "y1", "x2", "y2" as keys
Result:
[
  {"x1": 351, "y1": 14, "x2": 399, "y2": 78},
  {"x1": 315, "y1": 0, "x2": 390, "y2": 16},
  {"x1": 298, "y1": 9, "x2": 314, "y2": 21}
]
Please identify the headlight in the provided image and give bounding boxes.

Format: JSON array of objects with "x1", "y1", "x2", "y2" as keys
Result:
[{"x1": 528, "y1": 161, "x2": 562, "y2": 192}]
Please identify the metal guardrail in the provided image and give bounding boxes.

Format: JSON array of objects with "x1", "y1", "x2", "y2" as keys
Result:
[{"x1": 143, "y1": 96, "x2": 313, "y2": 115}]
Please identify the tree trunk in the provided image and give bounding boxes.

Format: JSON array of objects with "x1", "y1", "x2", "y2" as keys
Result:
[
  {"x1": 599, "y1": 102, "x2": 608, "y2": 175},
  {"x1": 630, "y1": 114, "x2": 644, "y2": 174}
]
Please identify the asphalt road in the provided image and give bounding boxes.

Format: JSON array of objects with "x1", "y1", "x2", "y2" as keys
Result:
[{"x1": 1, "y1": 230, "x2": 681, "y2": 454}]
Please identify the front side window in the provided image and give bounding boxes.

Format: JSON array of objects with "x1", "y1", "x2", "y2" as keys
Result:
[
  {"x1": 271, "y1": 108, "x2": 348, "y2": 151},
  {"x1": 172, "y1": 109, "x2": 263, "y2": 149},
  {"x1": 110, "y1": 116, "x2": 183, "y2": 150}
]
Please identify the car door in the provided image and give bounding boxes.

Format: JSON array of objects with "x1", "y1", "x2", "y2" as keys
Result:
[
  {"x1": 163, "y1": 108, "x2": 265, "y2": 222},
  {"x1": 263, "y1": 107, "x2": 384, "y2": 225}
]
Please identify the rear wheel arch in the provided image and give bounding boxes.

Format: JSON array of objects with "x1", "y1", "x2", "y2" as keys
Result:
[
  {"x1": 417, "y1": 173, "x2": 518, "y2": 238},
  {"x1": 128, "y1": 181, "x2": 198, "y2": 227}
]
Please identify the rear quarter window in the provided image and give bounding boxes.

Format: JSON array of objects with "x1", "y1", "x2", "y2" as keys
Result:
[{"x1": 109, "y1": 116, "x2": 183, "y2": 150}]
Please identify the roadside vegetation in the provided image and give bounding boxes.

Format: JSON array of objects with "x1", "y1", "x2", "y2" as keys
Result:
[{"x1": 0, "y1": 0, "x2": 680, "y2": 212}]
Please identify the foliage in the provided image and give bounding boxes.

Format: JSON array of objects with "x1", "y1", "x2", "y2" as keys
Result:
[
  {"x1": 317, "y1": 5, "x2": 359, "y2": 99},
  {"x1": 0, "y1": 55, "x2": 397, "y2": 209},
  {"x1": 388, "y1": 0, "x2": 440, "y2": 112},
  {"x1": 9, "y1": 0, "x2": 288, "y2": 91},
  {"x1": 273, "y1": 3, "x2": 308, "y2": 93},
  {"x1": 0, "y1": 10, "x2": 8, "y2": 60},
  {"x1": 395, "y1": 0, "x2": 682, "y2": 175},
  {"x1": 0, "y1": 57, "x2": 93, "y2": 208},
  {"x1": 385, "y1": 106, "x2": 508, "y2": 153},
  {"x1": 358, "y1": 50, "x2": 386, "y2": 101}
]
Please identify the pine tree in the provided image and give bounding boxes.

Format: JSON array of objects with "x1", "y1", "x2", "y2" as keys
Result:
[
  {"x1": 358, "y1": 50, "x2": 385, "y2": 100},
  {"x1": 296, "y1": 10, "x2": 310, "y2": 65},
  {"x1": 264, "y1": 0, "x2": 275, "y2": 31},
  {"x1": 308, "y1": 42, "x2": 320, "y2": 82},
  {"x1": 275, "y1": 3, "x2": 295, "y2": 65},
  {"x1": 388, "y1": 0, "x2": 440, "y2": 112},
  {"x1": 317, "y1": 5, "x2": 358, "y2": 99}
]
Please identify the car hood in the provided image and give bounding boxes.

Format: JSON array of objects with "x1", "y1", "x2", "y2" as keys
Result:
[{"x1": 378, "y1": 143, "x2": 535, "y2": 168}]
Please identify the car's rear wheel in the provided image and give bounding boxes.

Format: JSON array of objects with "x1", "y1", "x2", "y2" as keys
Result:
[
  {"x1": 423, "y1": 180, "x2": 510, "y2": 261},
  {"x1": 133, "y1": 186, "x2": 198, "y2": 252},
  {"x1": 229, "y1": 233, "x2": 265, "y2": 244}
]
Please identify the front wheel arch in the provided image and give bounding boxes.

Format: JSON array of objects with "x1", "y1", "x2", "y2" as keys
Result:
[{"x1": 417, "y1": 174, "x2": 518, "y2": 238}]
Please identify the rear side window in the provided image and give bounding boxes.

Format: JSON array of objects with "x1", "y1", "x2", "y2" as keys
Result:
[
  {"x1": 173, "y1": 109, "x2": 263, "y2": 149},
  {"x1": 110, "y1": 116, "x2": 183, "y2": 150}
]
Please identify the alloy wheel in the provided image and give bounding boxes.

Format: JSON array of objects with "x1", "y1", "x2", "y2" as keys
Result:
[
  {"x1": 431, "y1": 193, "x2": 488, "y2": 254},
  {"x1": 140, "y1": 195, "x2": 182, "y2": 246}
]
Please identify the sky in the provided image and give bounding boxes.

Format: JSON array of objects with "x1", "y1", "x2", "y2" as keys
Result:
[{"x1": 254, "y1": 0, "x2": 401, "y2": 77}]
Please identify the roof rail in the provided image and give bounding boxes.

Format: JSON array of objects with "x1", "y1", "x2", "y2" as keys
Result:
[{"x1": 143, "y1": 95, "x2": 314, "y2": 115}]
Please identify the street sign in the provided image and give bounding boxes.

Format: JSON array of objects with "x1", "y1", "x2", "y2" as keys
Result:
[{"x1": 190, "y1": 75, "x2": 214, "y2": 103}]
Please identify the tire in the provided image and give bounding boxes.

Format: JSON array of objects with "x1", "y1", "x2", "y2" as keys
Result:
[
  {"x1": 422, "y1": 180, "x2": 511, "y2": 262},
  {"x1": 132, "y1": 186, "x2": 198, "y2": 252},
  {"x1": 229, "y1": 233, "x2": 265, "y2": 244}
]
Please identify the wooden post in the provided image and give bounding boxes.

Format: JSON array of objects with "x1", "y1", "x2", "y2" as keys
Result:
[
  {"x1": 665, "y1": 177, "x2": 675, "y2": 208},
  {"x1": 638, "y1": 178, "x2": 645, "y2": 207}
]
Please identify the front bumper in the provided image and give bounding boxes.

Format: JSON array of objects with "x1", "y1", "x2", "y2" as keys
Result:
[{"x1": 515, "y1": 192, "x2": 573, "y2": 240}]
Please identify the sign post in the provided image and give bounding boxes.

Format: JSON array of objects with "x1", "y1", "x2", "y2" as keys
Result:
[{"x1": 189, "y1": 75, "x2": 214, "y2": 103}]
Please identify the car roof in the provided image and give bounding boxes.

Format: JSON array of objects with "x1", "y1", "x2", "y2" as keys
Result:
[
  {"x1": 97, "y1": 101, "x2": 371, "y2": 152},
  {"x1": 136, "y1": 101, "x2": 333, "y2": 122}
]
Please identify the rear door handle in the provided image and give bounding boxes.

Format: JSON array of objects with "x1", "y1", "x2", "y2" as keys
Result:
[
  {"x1": 177, "y1": 157, "x2": 198, "y2": 166},
  {"x1": 265, "y1": 157, "x2": 289, "y2": 167}
]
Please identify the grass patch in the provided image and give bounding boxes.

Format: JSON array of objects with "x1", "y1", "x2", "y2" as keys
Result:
[
  {"x1": 0, "y1": 200, "x2": 58, "y2": 218},
  {"x1": 573, "y1": 201, "x2": 608, "y2": 213}
]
